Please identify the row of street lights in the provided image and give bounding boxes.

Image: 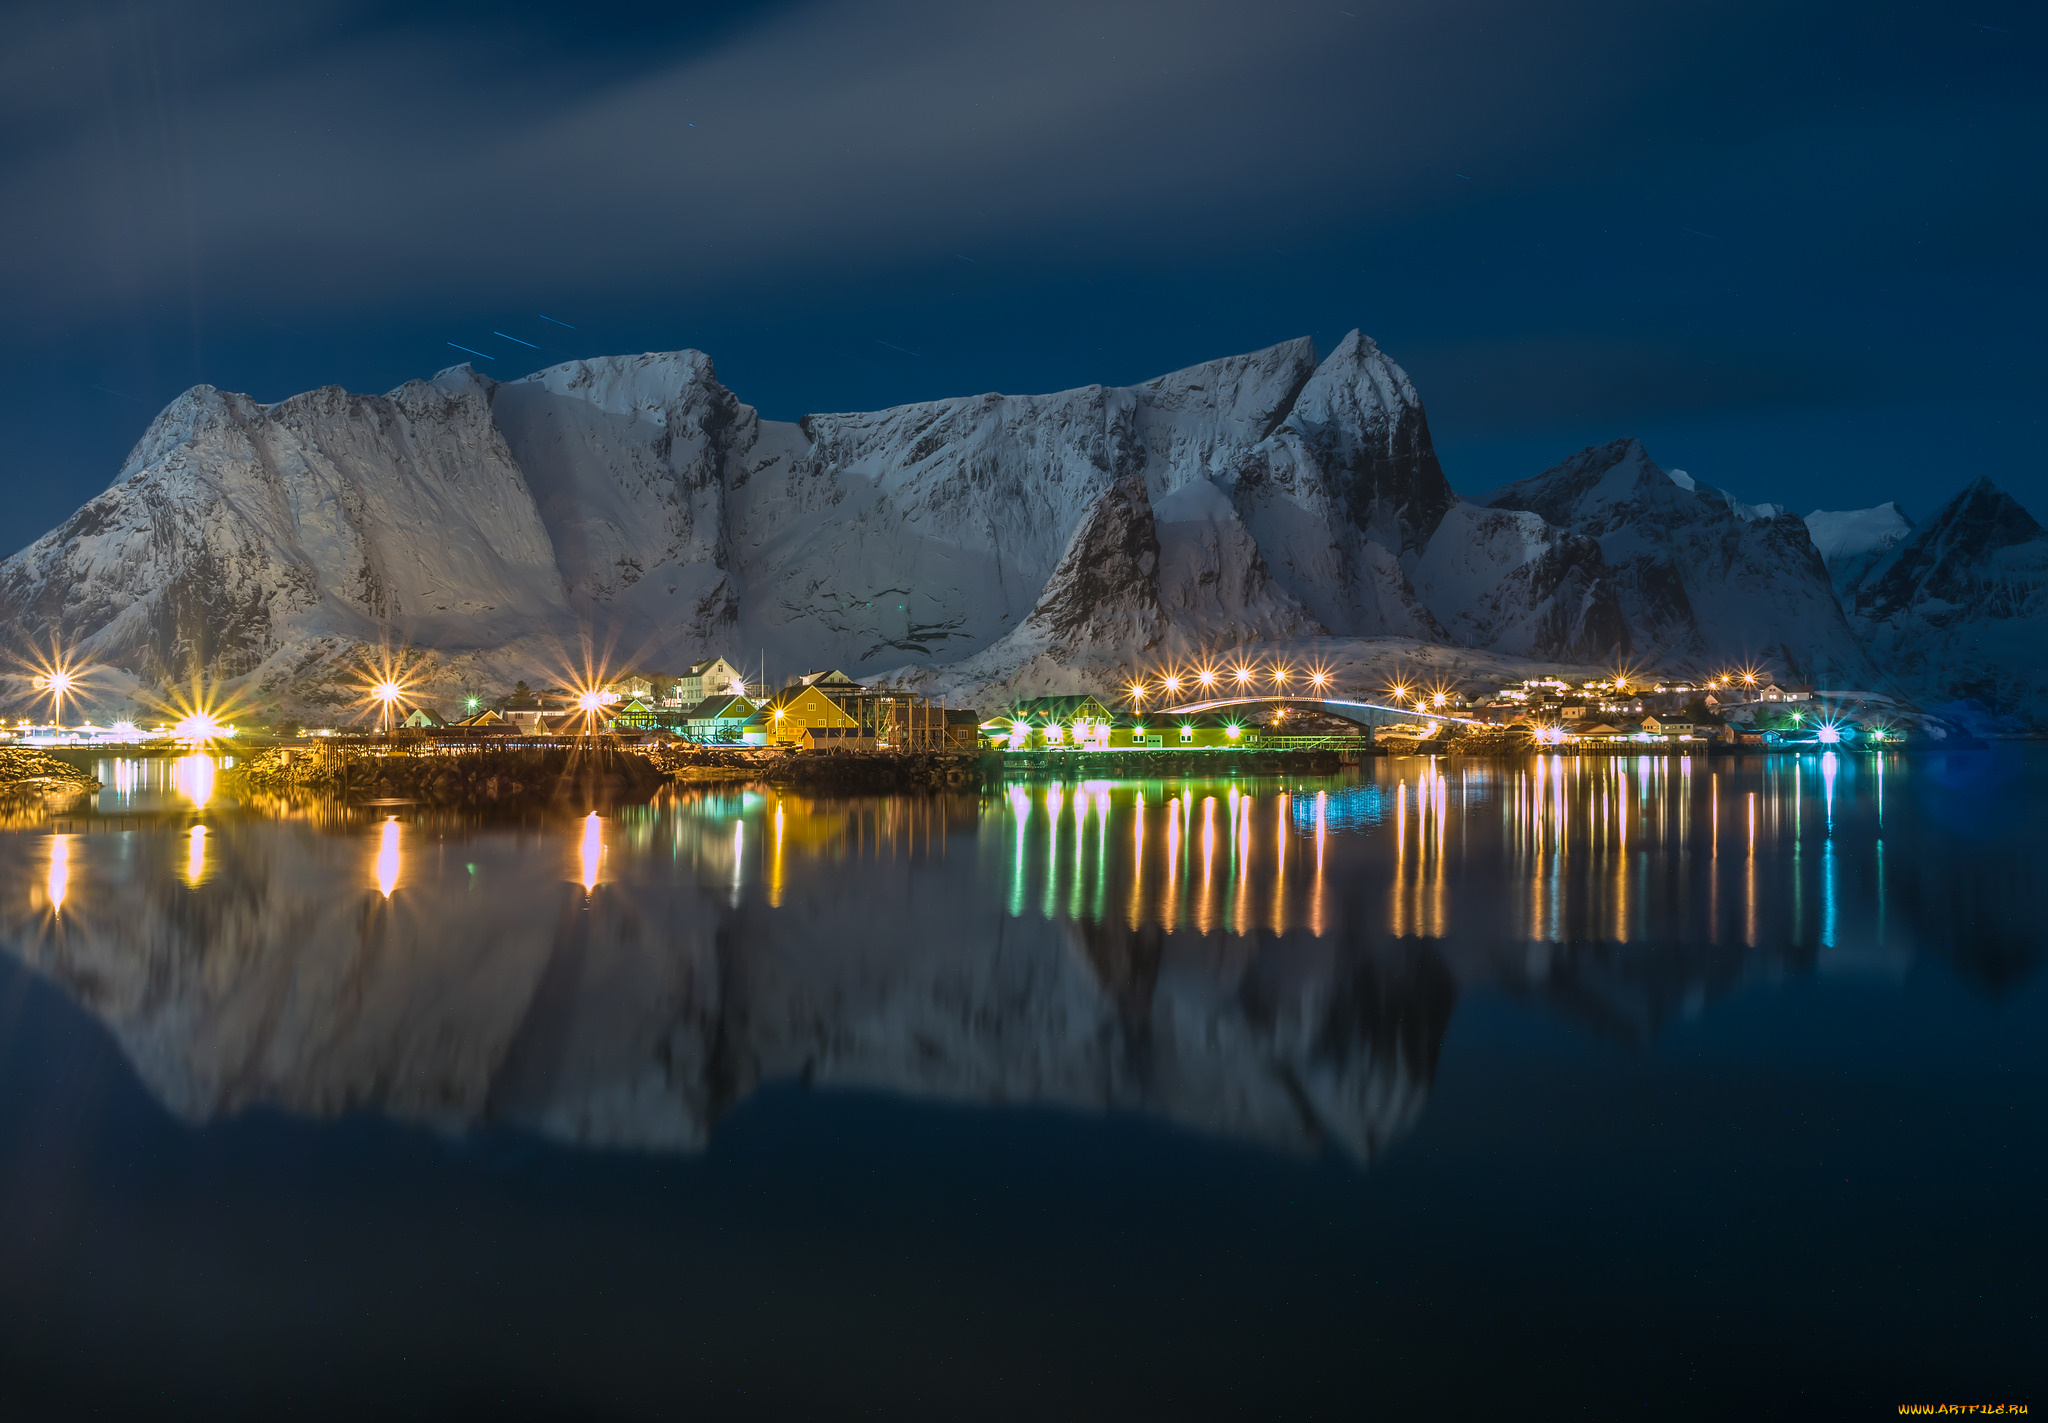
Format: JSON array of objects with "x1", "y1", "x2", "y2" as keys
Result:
[{"x1": 1127, "y1": 662, "x2": 1336, "y2": 706}]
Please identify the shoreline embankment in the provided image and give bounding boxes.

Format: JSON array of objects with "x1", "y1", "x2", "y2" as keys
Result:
[{"x1": 0, "y1": 748, "x2": 102, "y2": 795}]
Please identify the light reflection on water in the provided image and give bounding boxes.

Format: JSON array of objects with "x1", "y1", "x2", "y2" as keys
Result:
[
  {"x1": 6, "y1": 752, "x2": 2008, "y2": 973},
  {"x1": 1, "y1": 749, "x2": 2040, "y2": 1162},
  {"x1": 0, "y1": 751, "x2": 2039, "y2": 1418}
]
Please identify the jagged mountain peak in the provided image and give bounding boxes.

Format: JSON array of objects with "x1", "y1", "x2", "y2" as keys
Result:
[
  {"x1": 1853, "y1": 479, "x2": 2046, "y2": 618},
  {"x1": 1482, "y1": 436, "x2": 1668, "y2": 526},
  {"x1": 1252, "y1": 327, "x2": 1456, "y2": 557},
  {"x1": 1933, "y1": 477, "x2": 2045, "y2": 545},
  {"x1": 1842, "y1": 480, "x2": 2048, "y2": 728},
  {"x1": 1467, "y1": 435, "x2": 1869, "y2": 681}
]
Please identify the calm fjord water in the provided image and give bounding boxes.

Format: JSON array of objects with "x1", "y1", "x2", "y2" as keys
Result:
[{"x1": 0, "y1": 751, "x2": 2042, "y2": 1419}]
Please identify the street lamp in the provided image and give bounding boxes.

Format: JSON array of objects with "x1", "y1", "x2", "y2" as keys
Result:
[
  {"x1": 372, "y1": 680, "x2": 403, "y2": 732},
  {"x1": 33, "y1": 669, "x2": 74, "y2": 729}
]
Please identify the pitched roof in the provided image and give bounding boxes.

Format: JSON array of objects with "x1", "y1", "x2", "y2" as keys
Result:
[{"x1": 687, "y1": 694, "x2": 757, "y2": 720}]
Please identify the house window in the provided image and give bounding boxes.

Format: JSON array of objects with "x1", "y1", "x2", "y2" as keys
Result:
[{"x1": 1179, "y1": 725, "x2": 1194, "y2": 742}]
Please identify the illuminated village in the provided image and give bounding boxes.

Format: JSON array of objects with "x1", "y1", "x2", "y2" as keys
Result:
[{"x1": 1, "y1": 639, "x2": 1898, "y2": 757}]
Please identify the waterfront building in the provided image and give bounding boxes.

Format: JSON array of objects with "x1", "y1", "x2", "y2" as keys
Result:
[
  {"x1": 609, "y1": 697, "x2": 693, "y2": 733},
  {"x1": 800, "y1": 726, "x2": 880, "y2": 751},
  {"x1": 675, "y1": 657, "x2": 750, "y2": 707},
  {"x1": 767, "y1": 683, "x2": 866, "y2": 744},
  {"x1": 684, "y1": 694, "x2": 759, "y2": 743},
  {"x1": 1000, "y1": 695, "x2": 1115, "y2": 750},
  {"x1": 1639, "y1": 715, "x2": 1697, "y2": 740},
  {"x1": 401, "y1": 708, "x2": 444, "y2": 729}
]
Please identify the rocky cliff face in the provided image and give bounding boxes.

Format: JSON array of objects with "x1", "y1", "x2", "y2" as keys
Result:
[{"x1": 1840, "y1": 479, "x2": 2048, "y2": 727}]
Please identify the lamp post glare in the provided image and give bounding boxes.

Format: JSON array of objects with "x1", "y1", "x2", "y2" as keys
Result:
[{"x1": 373, "y1": 680, "x2": 403, "y2": 732}]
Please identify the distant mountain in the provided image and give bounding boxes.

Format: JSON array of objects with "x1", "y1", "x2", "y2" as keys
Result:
[
  {"x1": 1469, "y1": 438, "x2": 1872, "y2": 685},
  {"x1": 1806, "y1": 502, "x2": 1913, "y2": 596},
  {"x1": 0, "y1": 331, "x2": 2033, "y2": 716},
  {"x1": 1841, "y1": 479, "x2": 2048, "y2": 729}
]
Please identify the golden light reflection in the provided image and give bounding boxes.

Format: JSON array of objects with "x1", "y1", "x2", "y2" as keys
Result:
[
  {"x1": 175, "y1": 754, "x2": 217, "y2": 809},
  {"x1": 375, "y1": 818, "x2": 401, "y2": 897},
  {"x1": 47, "y1": 834, "x2": 70, "y2": 913},
  {"x1": 580, "y1": 811, "x2": 603, "y2": 891},
  {"x1": 770, "y1": 801, "x2": 786, "y2": 908},
  {"x1": 185, "y1": 825, "x2": 207, "y2": 887}
]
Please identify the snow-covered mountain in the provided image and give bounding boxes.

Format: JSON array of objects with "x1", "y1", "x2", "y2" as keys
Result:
[
  {"x1": 1839, "y1": 480, "x2": 2048, "y2": 729},
  {"x1": 1469, "y1": 438, "x2": 1873, "y2": 685},
  {"x1": 0, "y1": 330, "x2": 2027, "y2": 715},
  {"x1": 1806, "y1": 502, "x2": 1913, "y2": 596}
]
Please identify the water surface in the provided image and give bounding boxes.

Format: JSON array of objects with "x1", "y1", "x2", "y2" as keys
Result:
[{"x1": 1, "y1": 751, "x2": 2042, "y2": 1418}]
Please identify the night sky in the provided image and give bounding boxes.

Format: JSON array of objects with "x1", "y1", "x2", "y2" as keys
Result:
[{"x1": 2, "y1": 0, "x2": 2041, "y2": 559}]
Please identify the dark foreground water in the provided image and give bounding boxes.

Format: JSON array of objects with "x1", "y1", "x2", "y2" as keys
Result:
[{"x1": 0, "y1": 750, "x2": 2042, "y2": 1420}]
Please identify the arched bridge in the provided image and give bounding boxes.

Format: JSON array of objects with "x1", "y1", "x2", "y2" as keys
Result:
[{"x1": 1139, "y1": 696, "x2": 1489, "y2": 729}]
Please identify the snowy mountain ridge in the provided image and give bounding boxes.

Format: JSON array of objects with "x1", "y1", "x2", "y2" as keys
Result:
[{"x1": 0, "y1": 331, "x2": 2038, "y2": 721}]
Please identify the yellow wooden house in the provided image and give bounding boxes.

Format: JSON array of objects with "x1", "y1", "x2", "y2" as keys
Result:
[{"x1": 767, "y1": 682, "x2": 865, "y2": 746}]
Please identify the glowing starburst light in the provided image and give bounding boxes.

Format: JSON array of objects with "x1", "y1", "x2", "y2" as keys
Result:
[
  {"x1": 16, "y1": 639, "x2": 96, "y2": 728},
  {"x1": 1232, "y1": 665, "x2": 1254, "y2": 688}
]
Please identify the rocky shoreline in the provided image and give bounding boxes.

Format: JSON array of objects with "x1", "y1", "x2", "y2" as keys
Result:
[
  {"x1": 229, "y1": 742, "x2": 990, "y2": 805},
  {"x1": 0, "y1": 748, "x2": 101, "y2": 794}
]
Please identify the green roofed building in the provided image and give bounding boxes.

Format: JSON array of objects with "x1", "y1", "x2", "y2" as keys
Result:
[{"x1": 685, "y1": 694, "x2": 759, "y2": 743}]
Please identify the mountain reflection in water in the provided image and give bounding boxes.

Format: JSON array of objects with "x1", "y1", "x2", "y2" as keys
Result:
[{"x1": 1, "y1": 751, "x2": 2040, "y2": 1162}]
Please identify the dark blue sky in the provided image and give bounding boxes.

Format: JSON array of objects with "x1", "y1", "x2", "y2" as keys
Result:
[{"x1": 2, "y1": 0, "x2": 2041, "y2": 557}]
